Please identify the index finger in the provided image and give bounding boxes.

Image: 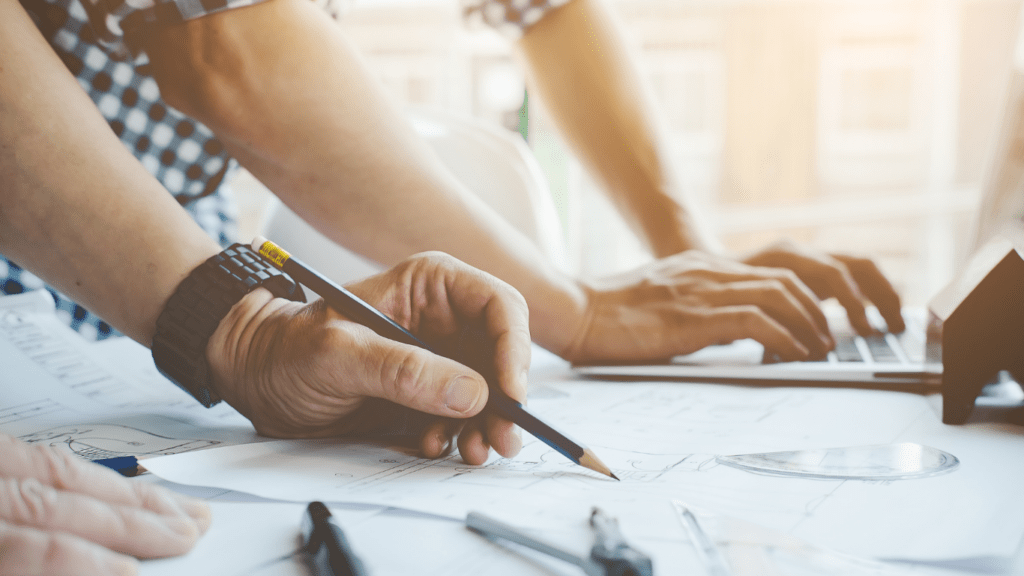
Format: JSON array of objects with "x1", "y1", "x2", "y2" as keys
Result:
[
  {"x1": 833, "y1": 255, "x2": 905, "y2": 333},
  {"x1": 763, "y1": 253, "x2": 874, "y2": 336},
  {"x1": 441, "y1": 261, "x2": 532, "y2": 405}
]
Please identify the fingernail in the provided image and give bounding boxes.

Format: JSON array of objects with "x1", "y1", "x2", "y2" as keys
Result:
[
  {"x1": 438, "y1": 435, "x2": 454, "y2": 457},
  {"x1": 509, "y1": 426, "x2": 523, "y2": 456},
  {"x1": 166, "y1": 516, "x2": 200, "y2": 542},
  {"x1": 793, "y1": 343, "x2": 810, "y2": 360},
  {"x1": 181, "y1": 499, "x2": 212, "y2": 534},
  {"x1": 445, "y1": 376, "x2": 481, "y2": 414},
  {"x1": 518, "y1": 369, "x2": 530, "y2": 402},
  {"x1": 106, "y1": 555, "x2": 139, "y2": 576}
]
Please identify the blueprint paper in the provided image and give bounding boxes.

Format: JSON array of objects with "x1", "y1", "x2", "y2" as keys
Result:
[{"x1": 145, "y1": 379, "x2": 1024, "y2": 562}]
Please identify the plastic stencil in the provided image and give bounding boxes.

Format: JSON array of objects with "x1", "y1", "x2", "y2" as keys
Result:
[{"x1": 716, "y1": 443, "x2": 959, "y2": 480}]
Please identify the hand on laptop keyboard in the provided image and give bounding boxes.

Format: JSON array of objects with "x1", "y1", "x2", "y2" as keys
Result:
[
  {"x1": 763, "y1": 309, "x2": 926, "y2": 365},
  {"x1": 741, "y1": 240, "x2": 905, "y2": 337}
]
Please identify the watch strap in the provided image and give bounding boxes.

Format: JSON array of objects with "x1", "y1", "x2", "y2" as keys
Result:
[{"x1": 152, "y1": 244, "x2": 305, "y2": 407}]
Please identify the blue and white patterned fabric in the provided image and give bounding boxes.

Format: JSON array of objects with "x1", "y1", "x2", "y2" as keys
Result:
[
  {"x1": 461, "y1": 0, "x2": 571, "y2": 40},
  {"x1": 6, "y1": 0, "x2": 251, "y2": 339}
]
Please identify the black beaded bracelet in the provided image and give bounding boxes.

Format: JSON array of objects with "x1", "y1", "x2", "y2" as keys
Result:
[{"x1": 152, "y1": 244, "x2": 305, "y2": 407}]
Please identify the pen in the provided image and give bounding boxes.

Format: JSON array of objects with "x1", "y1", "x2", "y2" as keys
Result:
[
  {"x1": 467, "y1": 510, "x2": 604, "y2": 576},
  {"x1": 92, "y1": 456, "x2": 144, "y2": 476},
  {"x1": 466, "y1": 508, "x2": 653, "y2": 576},
  {"x1": 253, "y1": 236, "x2": 617, "y2": 480},
  {"x1": 302, "y1": 501, "x2": 369, "y2": 576},
  {"x1": 673, "y1": 500, "x2": 730, "y2": 576}
]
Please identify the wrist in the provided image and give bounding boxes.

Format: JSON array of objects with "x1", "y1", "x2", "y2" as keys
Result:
[
  {"x1": 648, "y1": 205, "x2": 715, "y2": 258},
  {"x1": 527, "y1": 274, "x2": 592, "y2": 360},
  {"x1": 151, "y1": 244, "x2": 304, "y2": 407}
]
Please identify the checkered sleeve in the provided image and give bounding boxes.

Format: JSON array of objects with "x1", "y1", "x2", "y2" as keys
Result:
[
  {"x1": 462, "y1": 0, "x2": 573, "y2": 40},
  {"x1": 76, "y1": 0, "x2": 272, "y2": 55}
]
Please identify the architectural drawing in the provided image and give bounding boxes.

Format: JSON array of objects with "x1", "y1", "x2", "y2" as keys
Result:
[{"x1": 19, "y1": 424, "x2": 221, "y2": 460}]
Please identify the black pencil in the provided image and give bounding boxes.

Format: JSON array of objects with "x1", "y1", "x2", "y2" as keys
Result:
[{"x1": 253, "y1": 236, "x2": 617, "y2": 480}]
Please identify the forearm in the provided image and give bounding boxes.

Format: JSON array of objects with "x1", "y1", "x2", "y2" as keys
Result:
[
  {"x1": 0, "y1": 0, "x2": 220, "y2": 344},
  {"x1": 142, "y1": 0, "x2": 586, "y2": 355},
  {"x1": 516, "y1": 0, "x2": 712, "y2": 257}
]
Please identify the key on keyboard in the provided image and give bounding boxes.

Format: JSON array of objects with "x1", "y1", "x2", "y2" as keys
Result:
[
  {"x1": 865, "y1": 334, "x2": 900, "y2": 363},
  {"x1": 833, "y1": 333, "x2": 864, "y2": 362}
]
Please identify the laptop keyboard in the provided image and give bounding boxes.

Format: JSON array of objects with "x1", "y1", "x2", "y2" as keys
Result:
[
  {"x1": 826, "y1": 313, "x2": 926, "y2": 365},
  {"x1": 832, "y1": 333, "x2": 903, "y2": 363},
  {"x1": 761, "y1": 310, "x2": 927, "y2": 365}
]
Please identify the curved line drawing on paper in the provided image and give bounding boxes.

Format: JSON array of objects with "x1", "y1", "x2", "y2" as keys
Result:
[{"x1": 19, "y1": 424, "x2": 220, "y2": 460}]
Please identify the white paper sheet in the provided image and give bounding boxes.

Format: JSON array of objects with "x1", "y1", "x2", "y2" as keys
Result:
[
  {"x1": 135, "y1": 488, "x2": 966, "y2": 576},
  {"x1": 145, "y1": 377, "x2": 1024, "y2": 562},
  {"x1": 0, "y1": 292, "x2": 258, "y2": 459}
]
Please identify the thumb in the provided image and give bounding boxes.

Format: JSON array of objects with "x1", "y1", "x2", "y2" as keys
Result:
[{"x1": 359, "y1": 337, "x2": 490, "y2": 418}]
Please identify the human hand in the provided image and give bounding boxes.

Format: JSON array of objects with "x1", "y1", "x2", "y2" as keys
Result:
[
  {"x1": 0, "y1": 434, "x2": 210, "y2": 576},
  {"x1": 207, "y1": 252, "x2": 531, "y2": 466},
  {"x1": 740, "y1": 240, "x2": 904, "y2": 336},
  {"x1": 561, "y1": 250, "x2": 834, "y2": 364}
]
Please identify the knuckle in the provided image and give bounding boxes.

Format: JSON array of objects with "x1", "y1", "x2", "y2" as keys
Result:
[
  {"x1": 7, "y1": 478, "x2": 58, "y2": 527},
  {"x1": 761, "y1": 279, "x2": 787, "y2": 298},
  {"x1": 735, "y1": 305, "x2": 768, "y2": 330},
  {"x1": 778, "y1": 269, "x2": 800, "y2": 285},
  {"x1": 825, "y1": 266, "x2": 847, "y2": 283},
  {"x1": 37, "y1": 447, "x2": 82, "y2": 491},
  {"x1": 413, "y1": 250, "x2": 456, "y2": 269},
  {"x1": 379, "y1": 347, "x2": 431, "y2": 405},
  {"x1": 131, "y1": 482, "x2": 167, "y2": 515},
  {"x1": 506, "y1": 285, "x2": 528, "y2": 311},
  {"x1": 675, "y1": 307, "x2": 711, "y2": 328}
]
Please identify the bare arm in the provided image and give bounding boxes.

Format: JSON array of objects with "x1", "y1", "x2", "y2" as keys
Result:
[
  {"x1": 516, "y1": 0, "x2": 904, "y2": 334},
  {"x1": 0, "y1": 0, "x2": 220, "y2": 344},
  {"x1": 142, "y1": 0, "x2": 589, "y2": 355},
  {"x1": 1, "y1": 0, "x2": 529, "y2": 490},
  {"x1": 515, "y1": 0, "x2": 711, "y2": 257},
  {"x1": 142, "y1": 0, "x2": 835, "y2": 362}
]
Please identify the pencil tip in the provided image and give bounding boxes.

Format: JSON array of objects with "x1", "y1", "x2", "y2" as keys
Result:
[
  {"x1": 610, "y1": 472, "x2": 620, "y2": 481},
  {"x1": 579, "y1": 449, "x2": 617, "y2": 480}
]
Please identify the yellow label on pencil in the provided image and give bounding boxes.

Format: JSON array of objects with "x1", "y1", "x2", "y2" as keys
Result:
[{"x1": 258, "y1": 241, "x2": 291, "y2": 268}]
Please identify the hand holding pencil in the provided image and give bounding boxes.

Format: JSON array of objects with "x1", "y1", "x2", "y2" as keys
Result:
[
  {"x1": 204, "y1": 246, "x2": 532, "y2": 464},
  {"x1": 250, "y1": 238, "x2": 616, "y2": 478}
]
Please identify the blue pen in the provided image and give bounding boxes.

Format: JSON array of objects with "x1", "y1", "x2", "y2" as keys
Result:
[{"x1": 92, "y1": 456, "x2": 141, "y2": 476}]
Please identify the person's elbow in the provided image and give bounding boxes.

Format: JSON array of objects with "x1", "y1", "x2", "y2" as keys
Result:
[{"x1": 139, "y1": 18, "x2": 276, "y2": 154}]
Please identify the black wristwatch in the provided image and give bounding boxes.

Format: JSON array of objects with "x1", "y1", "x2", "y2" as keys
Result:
[{"x1": 152, "y1": 244, "x2": 306, "y2": 407}]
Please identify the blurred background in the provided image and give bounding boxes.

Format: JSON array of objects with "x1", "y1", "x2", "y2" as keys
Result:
[{"x1": 232, "y1": 0, "x2": 1022, "y2": 306}]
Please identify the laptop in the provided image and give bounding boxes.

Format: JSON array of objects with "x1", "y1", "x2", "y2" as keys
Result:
[{"x1": 573, "y1": 306, "x2": 943, "y2": 392}]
